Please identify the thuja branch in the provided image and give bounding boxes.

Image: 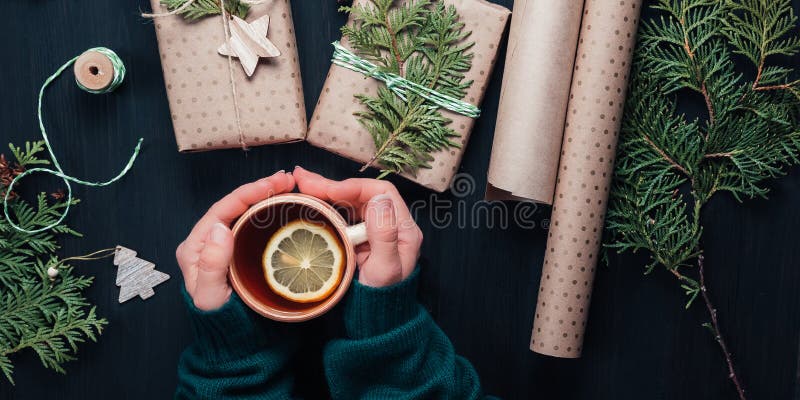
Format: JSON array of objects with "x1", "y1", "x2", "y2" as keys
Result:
[
  {"x1": 0, "y1": 142, "x2": 105, "y2": 383},
  {"x1": 667, "y1": 252, "x2": 746, "y2": 399},
  {"x1": 607, "y1": 0, "x2": 800, "y2": 397},
  {"x1": 754, "y1": 79, "x2": 800, "y2": 92},
  {"x1": 361, "y1": 117, "x2": 409, "y2": 172},
  {"x1": 342, "y1": 0, "x2": 473, "y2": 177},
  {"x1": 359, "y1": 10, "x2": 460, "y2": 173},
  {"x1": 697, "y1": 255, "x2": 747, "y2": 400},
  {"x1": 160, "y1": 0, "x2": 249, "y2": 21},
  {"x1": 385, "y1": 14, "x2": 405, "y2": 76},
  {"x1": 676, "y1": 3, "x2": 716, "y2": 125},
  {"x1": 642, "y1": 134, "x2": 689, "y2": 175},
  {"x1": 361, "y1": 73, "x2": 448, "y2": 172}
]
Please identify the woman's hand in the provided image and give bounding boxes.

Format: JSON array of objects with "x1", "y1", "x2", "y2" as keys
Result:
[
  {"x1": 293, "y1": 167, "x2": 422, "y2": 288},
  {"x1": 176, "y1": 171, "x2": 296, "y2": 311}
]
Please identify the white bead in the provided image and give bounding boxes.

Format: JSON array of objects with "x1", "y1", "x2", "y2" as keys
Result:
[{"x1": 47, "y1": 266, "x2": 59, "y2": 279}]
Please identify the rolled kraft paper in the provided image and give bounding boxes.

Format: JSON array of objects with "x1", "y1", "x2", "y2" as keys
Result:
[
  {"x1": 308, "y1": 0, "x2": 510, "y2": 192},
  {"x1": 74, "y1": 51, "x2": 115, "y2": 92},
  {"x1": 485, "y1": 0, "x2": 584, "y2": 204},
  {"x1": 150, "y1": 0, "x2": 306, "y2": 152},
  {"x1": 530, "y1": 0, "x2": 642, "y2": 358}
]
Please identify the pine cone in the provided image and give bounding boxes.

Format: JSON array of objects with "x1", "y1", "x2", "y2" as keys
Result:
[
  {"x1": 50, "y1": 189, "x2": 66, "y2": 200},
  {"x1": 0, "y1": 154, "x2": 24, "y2": 200},
  {"x1": 0, "y1": 155, "x2": 14, "y2": 187}
]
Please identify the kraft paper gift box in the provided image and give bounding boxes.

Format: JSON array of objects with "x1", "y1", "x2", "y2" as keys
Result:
[
  {"x1": 150, "y1": 0, "x2": 307, "y2": 152},
  {"x1": 307, "y1": 0, "x2": 510, "y2": 192}
]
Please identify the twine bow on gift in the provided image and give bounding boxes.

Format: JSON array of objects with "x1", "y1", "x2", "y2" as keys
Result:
[
  {"x1": 143, "y1": 0, "x2": 272, "y2": 151},
  {"x1": 330, "y1": 41, "x2": 481, "y2": 118}
]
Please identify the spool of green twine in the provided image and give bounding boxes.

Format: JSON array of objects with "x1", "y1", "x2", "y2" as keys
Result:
[
  {"x1": 2, "y1": 47, "x2": 143, "y2": 234},
  {"x1": 74, "y1": 47, "x2": 126, "y2": 93}
]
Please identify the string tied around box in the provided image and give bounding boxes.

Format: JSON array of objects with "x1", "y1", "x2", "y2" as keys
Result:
[
  {"x1": 142, "y1": 0, "x2": 271, "y2": 152},
  {"x1": 2, "y1": 47, "x2": 143, "y2": 234},
  {"x1": 330, "y1": 41, "x2": 481, "y2": 118}
]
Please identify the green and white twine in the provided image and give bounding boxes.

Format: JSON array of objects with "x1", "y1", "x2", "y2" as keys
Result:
[
  {"x1": 330, "y1": 41, "x2": 481, "y2": 118},
  {"x1": 75, "y1": 47, "x2": 127, "y2": 93},
  {"x1": 3, "y1": 47, "x2": 143, "y2": 234}
]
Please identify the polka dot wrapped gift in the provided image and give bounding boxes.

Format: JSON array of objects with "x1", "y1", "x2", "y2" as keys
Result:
[
  {"x1": 308, "y1": 0, "x2": 510, "y2": 192},
  {"x1": 149, "y1": 0, "x2": 306, "y2": 151}
]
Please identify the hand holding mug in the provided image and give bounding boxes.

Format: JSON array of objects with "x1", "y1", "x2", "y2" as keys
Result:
[
  {"x1": 293, "y1": 167, "x2": 422, "y2": 288},
  {"x1": 175, "y1": 172, "x2": 296, "y2": 311}
]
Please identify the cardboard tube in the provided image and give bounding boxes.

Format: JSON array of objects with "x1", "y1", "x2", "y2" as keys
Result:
[
  {"x1": 530, "y1": 0, "x2": 643, "y2": 358},
  {"x1": 485, "y1": 0, "x2": 585, "y2": 204}
]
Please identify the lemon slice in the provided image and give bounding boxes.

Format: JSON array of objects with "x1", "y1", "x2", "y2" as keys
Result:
[{"x1": 263, "y1": 219, "x2": 345, "y2": 303}]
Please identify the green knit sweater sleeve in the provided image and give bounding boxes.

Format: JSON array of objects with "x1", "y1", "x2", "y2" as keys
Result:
[
  {"x1": 323, "y1": 269, "x2": 498, "y2": 399},
  {"x1": 175, "y1": 288, "x2": 297, "y2": 400}
]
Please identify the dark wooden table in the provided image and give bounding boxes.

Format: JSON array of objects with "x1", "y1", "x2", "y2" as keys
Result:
[{"x1": 2, "y1": 1, "x2": 800, "y2": 399}]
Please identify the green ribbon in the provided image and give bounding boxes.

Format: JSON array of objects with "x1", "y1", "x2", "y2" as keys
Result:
[
  {"x1": 330, "y1": 41, "x2": 481, "y2": 118},
  {"x1": 3, "y1": 47, "x2": 142, "y2": 234}
]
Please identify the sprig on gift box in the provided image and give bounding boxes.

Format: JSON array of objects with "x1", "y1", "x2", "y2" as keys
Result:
[
  {"x1": 605, "y1": 0, "x2": 800, "y2": 398},
  {"x1": 160, "y1": 0, "x2": 249, "y2": 21},
  {"x1": 0, "y1": 142, "x2": 106, "y2": 384},
  {"x1": 340, "y1": 0, "x2": 474, "y2": 178}
]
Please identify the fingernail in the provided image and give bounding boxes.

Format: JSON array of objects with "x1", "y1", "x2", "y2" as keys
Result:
[
  {"x1": 210, "y1": 223, "x2": 228, "y2": 244},
  {"x1": 370, "y1": 193, "x2": 393, "y2": 208},
  {"x1": 368, "y1": 194, "x2": 395, "y2": 229},
  {"x1": 275, "y1": 169, "x2": 286, "y2": 175},
  {"x1": 294, "y1": 166, "x2": 304, "y2": 172}
]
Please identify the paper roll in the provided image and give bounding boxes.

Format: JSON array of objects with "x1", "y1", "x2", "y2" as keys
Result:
[
  {"x1": 485, "y1": 0, "x2": 585, "y2": 204},
  {"x1": 530, "y1": 0, "x2": 642, "y2": 358}
]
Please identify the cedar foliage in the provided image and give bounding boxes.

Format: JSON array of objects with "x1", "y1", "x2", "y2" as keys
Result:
[
  {"x1": 340, "y1": 0, "x2": 475, "y2": 178},
  {"x1": 606, "y1": 0, "x2": 800, "y2": 396},
  {"x1": 160, "y1": 0, "x2": 249, "y2": 21},
  {"x1": 0, "y1": 142, "x2": 106, "y2": 384}
]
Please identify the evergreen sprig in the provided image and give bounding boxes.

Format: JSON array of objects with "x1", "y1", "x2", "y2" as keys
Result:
[
  {"x1": 160, "y1": 0, "x2": 249, "y2": 21},
  {"x1": 606, "y1": 0, "x2": 800, "y2": 397},
  {"x1": 340, "y1": 0, "x2": 474, "y2": 178},
  {"x1": 0, "y1": 142, "x2": 106, "y2": 384}
]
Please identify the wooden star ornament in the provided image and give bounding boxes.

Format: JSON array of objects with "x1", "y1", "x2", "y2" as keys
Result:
[{"x1": 218, "y1": 14, "x2": 281, "y2": 77}]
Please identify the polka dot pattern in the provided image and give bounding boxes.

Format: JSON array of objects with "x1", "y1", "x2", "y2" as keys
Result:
[
  {"x1": 530, "y1": 0, "x2": 642, "y2": 358},
  {"x1": 307, "y1": 0, "x2": 510, "y2": 192},
  {"x1": 152, "y1": 0, "x2": 306, "y2": 152}
]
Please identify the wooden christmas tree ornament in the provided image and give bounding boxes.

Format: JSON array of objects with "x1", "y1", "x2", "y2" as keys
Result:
[
  {"x1": 73, "y1": 50, "x2": 116, "y2": 92},
  {"x1": 114, "y1": 246, "x2": 170, "y2": 303}
]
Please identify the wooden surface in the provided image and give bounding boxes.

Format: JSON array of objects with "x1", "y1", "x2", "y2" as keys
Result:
[{"x1": 2, "y1": 1, "x2": 800, "y2": 399}]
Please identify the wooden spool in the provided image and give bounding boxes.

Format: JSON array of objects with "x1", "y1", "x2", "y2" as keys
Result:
[{"x1": 74, "y1": 50, "x2": 115, "y2": 91}]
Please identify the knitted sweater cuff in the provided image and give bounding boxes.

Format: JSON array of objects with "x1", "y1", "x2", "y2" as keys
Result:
[
  {"x1": 182, "y1": 287, "x2": 281, "y2": 363},
  {"x1": 345, "y1": 267, "x2": 421, "y2": 339}
]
